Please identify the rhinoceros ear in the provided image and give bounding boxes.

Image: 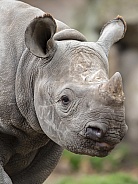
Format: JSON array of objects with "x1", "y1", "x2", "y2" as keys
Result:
[
  {"x1": 97, "y1": 16, "x2": 127, "y2": 56},
  {"x1": 25, "y1": 14, "x2": 57, "y2": 58}
]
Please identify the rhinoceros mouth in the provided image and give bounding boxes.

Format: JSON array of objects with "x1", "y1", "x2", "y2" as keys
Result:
[
  {"x1": 78, "y1": 131, "x2": 115, "y2": 151},
  {"x1": 66, "y1": 134, "x2": 116, "y2": 157},
  {"x1": 88, "y1": 140, "x2": 115, "y2": 156},
  {"x1": 67, "y1": 143, "x2": 114, "y2": 157},
  {"x1": 95, "y1": 141, "x2": 115, "y2": 151}
]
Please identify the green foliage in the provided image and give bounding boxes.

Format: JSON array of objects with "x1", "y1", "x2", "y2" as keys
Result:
[{"x1": 56, "y1": 173, "x2": 138, "y2": 184}]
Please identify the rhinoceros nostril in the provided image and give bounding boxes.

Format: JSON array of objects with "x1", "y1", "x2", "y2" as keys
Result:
[{"x1": 86, "y1": 126, "x2": 104, "y2": 140}]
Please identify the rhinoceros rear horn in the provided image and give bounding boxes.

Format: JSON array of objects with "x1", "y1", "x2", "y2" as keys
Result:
[
  {"x1": 97, "y1": 16, "x2": 127, "y2": 56},
  {"x1": 54, "y1": 29, "x2": 87, "y2": 42},
  {"x1": 25, "y1": 14, "x2": 57, "y2": 58}
]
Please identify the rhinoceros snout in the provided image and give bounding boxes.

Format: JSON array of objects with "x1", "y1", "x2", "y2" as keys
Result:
[{"x1": 85, "y1": 123, "x2": 107, "y2": 141}]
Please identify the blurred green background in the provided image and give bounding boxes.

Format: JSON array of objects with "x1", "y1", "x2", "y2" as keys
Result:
[
  {"x1": 22, "y1": 0, "x2": 138, "y2": 183},
  {"x1": 45, "y1": 144, "x2": 138, "y2": 184}
]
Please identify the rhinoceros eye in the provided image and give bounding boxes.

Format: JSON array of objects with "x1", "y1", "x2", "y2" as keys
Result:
[{"x1": 61, "y1": 95, "x2": 70, "y2": 106}]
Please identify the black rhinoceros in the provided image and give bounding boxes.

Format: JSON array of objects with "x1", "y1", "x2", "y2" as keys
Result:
[{"x1": 0, "y1": 0, "x2": 128, "y2": 183}]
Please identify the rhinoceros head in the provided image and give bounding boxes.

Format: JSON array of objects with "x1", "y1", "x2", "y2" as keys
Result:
[{"x1": 25, "y1": 14, "x2": 128, "y2": 157}]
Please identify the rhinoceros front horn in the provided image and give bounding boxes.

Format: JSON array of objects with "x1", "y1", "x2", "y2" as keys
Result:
[
  {"x1": 100, "y1": 72, "x2": 125, "y2": 103},
  {"x1": 97, "y1": 16, "x2": 127, "y2": 56}
]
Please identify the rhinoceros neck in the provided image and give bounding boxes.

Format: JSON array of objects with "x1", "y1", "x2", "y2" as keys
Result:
[{"x1": 15, "y1": 48, "x2": 43, "y2": 133}]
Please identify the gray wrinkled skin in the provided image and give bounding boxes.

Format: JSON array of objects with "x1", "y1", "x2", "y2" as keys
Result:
[{"x1": 0, "y1": 0, "x2": 128, "y2": 183}]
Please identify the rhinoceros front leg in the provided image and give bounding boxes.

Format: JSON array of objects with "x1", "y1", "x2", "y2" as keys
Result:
[
  {"x1": 0, "y1": 165, "x2": 13, "y2": 184},
  {"x1": 11, "y1": 141, "x2": 63, "y2": 184},
  {"x1": 0, "y1": 134, "x2": 14, "y2": 184}
]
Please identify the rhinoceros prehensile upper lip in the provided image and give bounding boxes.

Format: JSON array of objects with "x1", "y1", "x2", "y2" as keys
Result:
[{"x1": 95, "y1": 141, "x2": 115, "y2": 151}]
